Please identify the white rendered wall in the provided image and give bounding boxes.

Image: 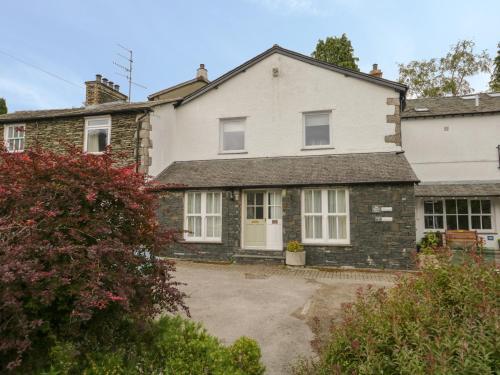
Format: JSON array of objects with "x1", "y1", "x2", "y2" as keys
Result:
[
  {"x1": 402, "y1": 114, "x2": 500, "y2": 182},
  {"x1": 149, "y1": 52, "x2": 402, "y2": 176}
]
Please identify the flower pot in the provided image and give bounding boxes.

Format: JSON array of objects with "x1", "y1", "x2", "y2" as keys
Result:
[
  {"x1": 286, "y1": 251, "x2": 305, "y2": 266},
  {"x1": 417, "y1": 253, "x2": 439, "y2": 269}
]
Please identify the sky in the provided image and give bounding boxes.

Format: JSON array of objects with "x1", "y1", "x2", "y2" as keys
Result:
[{"x1": 0, "y1": 0, "x2": 498, "y2": 112}]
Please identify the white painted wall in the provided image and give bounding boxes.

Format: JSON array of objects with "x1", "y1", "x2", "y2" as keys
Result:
[
  {"x1": 402, "y1": 114, "x2": 500, "y2": 182},
  {"x1": 149, "y1": 52, "x2": 402, "y2": 175}
]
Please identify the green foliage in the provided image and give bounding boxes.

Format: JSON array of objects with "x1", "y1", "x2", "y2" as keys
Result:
[
  {"x1": 287, "y1": 240, "x2": 304, "y2": 252},
  {"x1": 0, "y1": 98, "x2": 6, "y2": 115},
  {"x1": 399, "y1": 40, "x2": 491, "y2": 97},
  {"x1": 293, "y1": 257, "x2": 499, "y2": 374},
  {"x1": 312, "y1": 34, "x2": 359, "y2": 71},
  {"x1": 490, "y1": 42, "x2": 500, "y2": 92},
  {"x1": 38, "y1": 316, "x2": 265, "y2": 375}
]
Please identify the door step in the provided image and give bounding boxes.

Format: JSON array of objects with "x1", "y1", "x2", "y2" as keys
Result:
[{"x1": 233, "y1": 250, "x2": 285, "y2": 265}]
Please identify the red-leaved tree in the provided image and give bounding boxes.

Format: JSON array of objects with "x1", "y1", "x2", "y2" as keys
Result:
[{"x1": 0, "y1": 147, "x2": 187, "y2": 370}]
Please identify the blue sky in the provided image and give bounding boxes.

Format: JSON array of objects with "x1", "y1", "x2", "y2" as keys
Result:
[{"x1": 1, "y1": 0, "x2": 498, "y2": 112}]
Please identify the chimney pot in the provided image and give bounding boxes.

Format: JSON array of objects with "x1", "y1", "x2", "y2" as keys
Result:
[
  {"x1": 108, "y1": 81, "x2": 114, "y2": 87},
  {"x1": 372, "y1": 63, "x2": 378, "y2": 70},
  {"x1": 114, "y1": 84, "x2": 120, "y2": 91},
  {"x1": 102, "y1": 78, "x2": 108, "y2": 84},
  {"x1": 369, "y1": 63, "x2": 383, "y2": 78},
  {"x1": 196, "y1": 64, "x2": 208, "y2": 81},
  {"x1": 95, "y1": 74, "x2": 102, "y2": 82}
]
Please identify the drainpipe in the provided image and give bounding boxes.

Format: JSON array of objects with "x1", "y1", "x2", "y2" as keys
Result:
[{"x1": 135, "y1": 110, "x2": 150, "y2": 173}]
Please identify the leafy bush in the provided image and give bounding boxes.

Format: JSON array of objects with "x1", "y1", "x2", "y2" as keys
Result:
[
  {"x1": 44, "y1": 316, "x2": 265, "y2": 375},
  {"x1": 293, "y1": 256, "x2": 499, "y2": 374},
  {"x1": 0, "y1": 147, "x2": 187, "y2": 371}
]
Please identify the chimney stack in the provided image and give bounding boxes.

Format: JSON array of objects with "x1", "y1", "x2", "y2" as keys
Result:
[
  {"x1": 85, "y1": 74, "x2": 128, "y2": 106},
  {"x1": 196, "y1": 63, "x2": 208, "y2": 81},
  {"x1": 369, "y1": 63, "x2": 383, "y2": 78}
]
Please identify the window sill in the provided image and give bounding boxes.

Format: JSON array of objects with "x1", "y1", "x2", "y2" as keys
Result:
[
  {"x1": 301, "y1": 146, "x2": 335, "y2": 151},
  {"x1": 218, "y1": 150, "x2": 248, "y2": 155},
  {"x1": 303, "y1": 242, "x2": 351, "y2": 247},
  {"x1": 182, "y1": 240, "x2": 223, "y2": 244}
]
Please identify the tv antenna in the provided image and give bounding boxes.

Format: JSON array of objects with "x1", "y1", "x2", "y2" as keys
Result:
[{"x1": 113, "y1": 44, "x2": 147, "y2": 102}]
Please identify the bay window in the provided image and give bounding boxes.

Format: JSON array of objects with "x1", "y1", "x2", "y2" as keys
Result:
[
  {"x1": 423, "y1": 198, "x2": 493, "y2": 231},
  {"x1": 185, "y1": 191, "x2": 222, "y2": 241},
  {"x1": 302, "y1": 189, "x2": 349, "y2": 244}
]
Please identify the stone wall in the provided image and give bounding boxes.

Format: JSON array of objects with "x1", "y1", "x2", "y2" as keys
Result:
[
  {"x1": 385, "y1": 97, "x2": 402, "y2": 146},
  {"x1": 157, "y1": 183, "x2": 416, "y2": 269},
  {"x1": 0, "y1": 111, "x2": 152, "y2": 173}
]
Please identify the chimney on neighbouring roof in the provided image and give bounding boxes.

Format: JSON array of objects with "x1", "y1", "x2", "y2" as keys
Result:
[
  {"x1": 369, "y1": 63, "x2": 383, "y2": 78},
  {"x1": 196, "y1": 63, "x2": 208, "y2": 81},
  {"x1": 85, "y1": 74, "x2": 128, "y2": 106}
]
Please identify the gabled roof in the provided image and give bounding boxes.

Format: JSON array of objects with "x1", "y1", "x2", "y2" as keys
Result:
[
  {"x1": 0, "y1": 98, "x2": 180, "y2": 123},
  {"x1": 154, "y1": 152, "x2": 418, "y2": 189},
  {"x1": 148, "y1": 77, "x2": 209, "y2": 100},
  {"x1": 403, "y1": 93, "x2": 500, "y2": 119},
  {"x1": 180, "y1": 45, "x2": 407, "y2": 106}
]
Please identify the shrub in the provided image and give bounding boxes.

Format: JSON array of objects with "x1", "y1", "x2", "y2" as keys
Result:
[
  {"x1": 44, "y1": 316, "x2": 265, "y2": 375},
  {"x1": 0, "y1": 147, "x2": 187, "y2": 371},
  {"x1": 287, "y1": 240, "x2": 304, "y2": 252},
  {"x1": 293, "y1": 256, "x2": 499, "y2": 374}
]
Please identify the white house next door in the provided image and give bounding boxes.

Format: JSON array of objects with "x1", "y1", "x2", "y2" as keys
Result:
[{"x1": 243, "y1": 190, "x2": 283, "y2": 250}]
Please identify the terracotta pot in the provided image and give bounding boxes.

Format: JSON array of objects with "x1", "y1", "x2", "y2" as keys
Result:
[{"x1": 286, "y1": 251, "x2": 306, "y2": 266}]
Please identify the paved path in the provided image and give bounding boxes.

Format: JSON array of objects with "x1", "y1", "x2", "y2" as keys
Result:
[{"x1": 173, "y1": 261, "x2": 397, "y2": 374}]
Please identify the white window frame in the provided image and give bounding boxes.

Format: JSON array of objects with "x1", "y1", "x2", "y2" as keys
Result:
[
  {"x1": 423, "y1": 198, "x2": 495, "y2": 233},
  {"x1": 184, "y1": 191, "x2": 222, "y2": 242},
  {"x1": 301, "y1": 188, "x2": 350, "y2": 245},
  {"x1": 219, "y1": 117, "x2": 246, "y2": 154},
  {"x1": 3, "y1": 124, "x2": 25, "y2": 153},
  {"x1": 302, "y1": 111, "x2": 333, "y2": 149},
  {"x1": 84, "y1": 116, "x2": 111, "y2": 154}
]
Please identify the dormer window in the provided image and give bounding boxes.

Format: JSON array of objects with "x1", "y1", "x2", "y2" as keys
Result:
[
  {"x1": 303, "y1": 111, "x2": 332, "y2": 148},
  {"x1": 220, "y1": 118, "x2": 245, "y2": 153},
  {"x1": 4, "y1": 124, "x2": 25, "y2": 152},
  {"x1": 84, "y1": 116, "x2": 111, "y2": 154}
]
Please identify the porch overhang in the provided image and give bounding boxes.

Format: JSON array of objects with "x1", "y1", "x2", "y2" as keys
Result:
[
  {"x1": 154, "y1": 152, "x2": 418, "y2": 189},
  {"x1": 415, "y1": 182, "x2": 500, "y2": 197}
]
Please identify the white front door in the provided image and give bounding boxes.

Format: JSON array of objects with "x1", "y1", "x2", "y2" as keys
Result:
[{"x1": 243, "y1": 190, "x2": 283, "y2": 250}]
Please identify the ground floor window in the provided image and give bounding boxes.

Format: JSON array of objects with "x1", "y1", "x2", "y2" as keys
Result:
[
  {"x1": 184, "y1": 191, "x2": 222, "y2": 241},
  {"x1": 4, "y1": 124, "x2": 25, "y2": 152},
  {"x1": 424, "y1": 198, "x2": 493, "y2": 231},
  {"x1": 302, "y1": 189, "x2": 349, "y2": 244}
]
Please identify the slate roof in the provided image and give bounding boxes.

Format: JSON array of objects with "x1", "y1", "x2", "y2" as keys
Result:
[
  {"x1": 148, "y1": 77, "x2": 209, "y2": 100},
  {"x1": 415, "y1": 182, "x2": 500, "y2": 197},
  {"x1": 154, "y1": 152, "x2": 418, "y2": 189},
  {"x1": 0, "y1": 98, "x2": 180, "y2": 123},
  {"x1": 403, "y1": 93, "x2": 500, "y2": 119},
  {"x1": 180, "y1": 45, "x2": 407, "y2": 105}
]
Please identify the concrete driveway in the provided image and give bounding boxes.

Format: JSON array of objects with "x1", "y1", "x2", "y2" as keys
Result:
[{"x1": 174, "y1": 261, "x2": 395, "y2": 375}]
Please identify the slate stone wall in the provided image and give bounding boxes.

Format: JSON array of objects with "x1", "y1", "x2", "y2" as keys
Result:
[
  {"x1": 157, "y1": 183, "x2": 416, "y2": 270},
  {"x1": 157, "y1": 190, "x2": 241, "y2": 261},
  {"x1": 0, "y1": 112, "x2": 152, "y2": 172}
]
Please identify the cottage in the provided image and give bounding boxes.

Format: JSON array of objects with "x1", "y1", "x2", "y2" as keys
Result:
[
  {"x1": 402, "y1": 93, "x2": 500, "y2": 249},
  {"x1": 152, "y1": 45, "x2": 418, "y2": 269}
]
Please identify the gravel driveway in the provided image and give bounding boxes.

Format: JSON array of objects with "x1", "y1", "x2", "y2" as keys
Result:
[{"x1": 174, "y1": 261, "x2": 396, "y2": 375}]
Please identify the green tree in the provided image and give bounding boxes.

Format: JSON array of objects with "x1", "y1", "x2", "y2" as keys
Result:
[
  {"x1": 489, "y1": 42, "x2": 500, "y2": 92},
  {"x1": 399, "y1": 40, "x2": 491, "y2": 97},
  {"x1": 0, "y1": 98, "x2": 6, "y2": 115},
  {"x1": 312, "y1": 34, "x2": 359, "y2": 71}
]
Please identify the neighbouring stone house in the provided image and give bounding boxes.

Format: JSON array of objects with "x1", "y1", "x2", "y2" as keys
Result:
[
  {"x1": 150, "y1": 45, "x2": 419, "y2": 269},
  {"x1": 0, "y1": 74, "x2": 178, "y2": 173},
  {"x1": 402, "y1": 93, "x2": 500, "y2": 249}
]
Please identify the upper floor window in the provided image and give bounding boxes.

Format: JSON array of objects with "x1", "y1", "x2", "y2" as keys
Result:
[
  {"x1": 4, "y1": 124, "x2": 25, "y2": 152},
  {"x1": 302, "y1": 189, "x2": 349, "y2": 244},
  {"x1": 220, "y1": 118, "x2": 245, "y2": 153},
  {"x1": 424, "y1": 198, "x2": 493, "y2": 231},
  {"x1": 303, "y1": 112, "x2": 331, "y2": 148},
  {"x1": 84, "y1": 117, "x2": 111, "y2": 154}
]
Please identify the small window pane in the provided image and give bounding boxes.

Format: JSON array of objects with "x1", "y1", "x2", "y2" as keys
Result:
[
  {"x1": 313, "y1": 191, "x2": 322, "y2": 213},
  {"x1": 87, "y1": 118, "x2": 110, "y2": 127},
  {"x1": 255, "y1": 206, "x2": 264, "y2": 219},
  {"x1": 446, "y1": 215, "x2": 457, "y2": 230},
  {"x1": 482, "y1": 216, "x2": 492, "y2": 230},
  {"x1": 338, "y1": 216, "x2": 347, "y2": 239},
  {"x1": 471, "y1": 215, "x2": 481, "y2": 229},
  {"x1": 424, "y1": 201, "x2": 434, "y2": 214},
  {"x1": 206, "y1": 193, "x2": 214, "y2": 214},
  {"x1": 328, "y1": 191, "x2": 336, "y2": 213},
  {"x1": 337, "y1": 190, "x2": 346, "y2": 213},
  {"x1": 435, "y1": 216, "x2": 444, "y2": 229},
  {"x1": 187, "y1": 216, "x2": 201, "y2": 237},
  {"x1": 222, "y1": 120, "x2": 245, "y2": 151},
  {"x1": 314, "y1": 216, "x2": 322, "y2": 238},
  {"x1": 255, "y1": 193, "x2": 264, "y2": 206},
  {"x1": 458, "y1": 215, "x2": 469, "y2": 230},
  {"x1": 424, "y1": 216, "x2": 434, "y2": 229},
  {"x1": 304, "y1": 191, "x2": 313, "y2": 213},
  {"x1": 87, "y1": 128, "x2": 108, "y2": 153},
  {"x1": 187, "y1": 193, "x2": 201, "y2": 214},
  {"x1": 470, "y1": 200, "x2": 481, "y2": 214},
  {"x1": 445, "y1": 200, "x2": 456, "y2": 214},
  {"x1": 247, "y1": 207, "x2": 255, "y2": 219},
  {"x1": 328, "y1": 216, "x2": 337, "y2": 239},
  {"x1": 481, "y1": 200, "x2": 491, "y2": 214},
  {"x1": 457, "y1": 199, "x2": 468, "y2": 214},
  {"x1": 305, "y1": 124, "x2": 330, "y2": 146},
  {"x1": 434, "y1": 200, "x2": 443, "y2": 214},
  {"x1": 305, "y1": 216, "x2": 314, "y2": 238}
]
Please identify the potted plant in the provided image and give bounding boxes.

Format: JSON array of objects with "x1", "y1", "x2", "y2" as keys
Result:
[
  {"x1": 416, "y1": 232, "x2": 447, "y2": 269},
  {"x1": 286, "y1": 240, "x2": 305, "y2": 266}
]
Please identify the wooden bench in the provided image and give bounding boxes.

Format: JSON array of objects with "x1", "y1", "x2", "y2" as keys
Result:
[{"x1": 443, "y1": 230, "x2": 479, "y2": 251}]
